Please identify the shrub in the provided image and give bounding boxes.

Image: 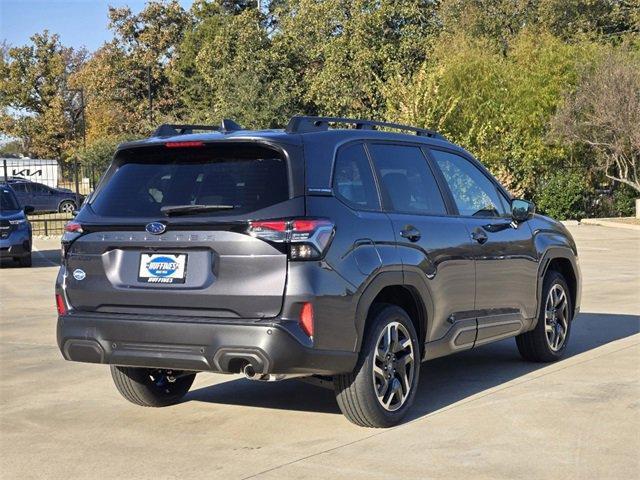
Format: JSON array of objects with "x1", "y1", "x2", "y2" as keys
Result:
[{"x1": 535, "y1": 171, "x2": 589, "y2": 220}]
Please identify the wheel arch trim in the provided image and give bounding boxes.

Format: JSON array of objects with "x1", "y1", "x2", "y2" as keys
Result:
[
  {"x1": 534, "y1": 247, "x2": 580, "y2": 325},
  {"x1": 353, "y1": 269, "x2": 433, "y2": 358}
]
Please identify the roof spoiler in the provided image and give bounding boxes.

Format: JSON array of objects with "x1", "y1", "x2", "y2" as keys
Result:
[{"x1": 152, "y1": 119, "x2": 243, "y2": 137}]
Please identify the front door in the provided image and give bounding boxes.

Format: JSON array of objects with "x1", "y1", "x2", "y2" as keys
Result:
[
  {"x1": 428, "y1": 148, "x2": 539, "y2": 345},
  {"x1": 366, "y1": 143, "x2": 477, "y2": 351}
]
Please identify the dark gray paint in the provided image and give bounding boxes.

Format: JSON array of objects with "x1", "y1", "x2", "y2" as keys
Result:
[{"x1": 57, "y1": 129, "x2": 581, "y2": 375}]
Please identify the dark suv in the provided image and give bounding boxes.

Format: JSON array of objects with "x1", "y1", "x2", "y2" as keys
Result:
[
  {"x1": 56, "y1": 117, "x2": 581, "y2": 427},
  {"x1": 9, "y1": 179, "x2": 81, "y2": 214}
]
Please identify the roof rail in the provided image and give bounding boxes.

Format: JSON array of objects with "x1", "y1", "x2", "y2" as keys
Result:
[
  {"x1": 153, "y1": 119, "x2": 243, "y2": 137},
  {"x1": 285, "y1": 116, "x2": 444, "y2": 139}
]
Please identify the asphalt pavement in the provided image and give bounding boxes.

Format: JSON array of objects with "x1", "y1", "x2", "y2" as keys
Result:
[{"x1": 0, "y1": 224, "x2": 638, "y2": 479}]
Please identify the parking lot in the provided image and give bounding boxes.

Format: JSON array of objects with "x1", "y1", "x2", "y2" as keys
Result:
[{"x1": 0, "y1": 224, "x2": 638, "y2": 479}]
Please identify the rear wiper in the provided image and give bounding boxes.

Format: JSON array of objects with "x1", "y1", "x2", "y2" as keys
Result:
[{"x1": 160, "y1": 204, "x2": 236, "y2": 216}]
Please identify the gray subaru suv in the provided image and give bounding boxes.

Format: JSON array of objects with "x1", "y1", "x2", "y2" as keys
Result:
[{"x1": 56, "y1": 116, "x2": 581, "y2": 427}]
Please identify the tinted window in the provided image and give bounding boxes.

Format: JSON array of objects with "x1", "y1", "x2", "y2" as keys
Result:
[
  {"x1": 430, "y1": 150, "x2": 507, "y2": 218},
  {"x1": 333, "y1": 143, "x2": 380, "y2": 210},
  {"x1": 91, "y1": 144, "x2": 289, "y2": 217},
  {"x1": 10, "y1": 183, "x2": 27, "y2": 193},
  {"x1": 32, "y1": 183, "x2": 50, "y2": 193},
  {"x1": 0, "y1": 187, "x2": 20, "y2": 210},
  {"x1": 369, "y1": 144, "x2": 446, "y2": 215}
]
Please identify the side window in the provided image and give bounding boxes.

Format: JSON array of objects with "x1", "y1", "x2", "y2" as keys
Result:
[
  {"x1": 430, "y1": 150, "x2": 507, "y2": 218},
  {"x1": 333, "y1": 143, "x2": 380, "y2": 210},
  {"x1": 11, "y1": 183, "x2": 26, "y2": 193},
  {"x1": 368, "y1": 144, "x2": 447, "y2": 215},
  {"x1": 32, "y1": 183, "x2": 49, "y2": 194}
]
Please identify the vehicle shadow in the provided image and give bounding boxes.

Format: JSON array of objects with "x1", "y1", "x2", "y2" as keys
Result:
[
  {"x1": 186, "y1": 312, "x2": 640, "y2": 418},
  {"x1": 0, "y1": 248, "x2": 60, "y2": 269}
]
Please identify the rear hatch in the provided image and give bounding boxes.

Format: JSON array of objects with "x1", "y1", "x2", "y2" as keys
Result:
[{"x1": 64, "y1": 141, "x2": 303, "y2": 319}]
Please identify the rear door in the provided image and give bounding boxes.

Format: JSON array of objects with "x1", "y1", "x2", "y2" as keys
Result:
[
  {"x1": 64, "y1": 142, "x2": 300, "y2": 319},
  {"x1": 367, "y1": 143, "x2": 476, "y2": 344},
  {"x1": 27, "y1": 183, "x2": 52, "y2": 211},
  {"x1": 428, "y1": 148, "x2": 538, "y2": 343}
]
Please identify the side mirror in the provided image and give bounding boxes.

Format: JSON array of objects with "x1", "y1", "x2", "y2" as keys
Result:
[
  {"x1": 23, "y1": 205, "x2": 35, "y2": 215},
  {"x1": 511, "y1": 199, "x2": 535, "y2": 222}
]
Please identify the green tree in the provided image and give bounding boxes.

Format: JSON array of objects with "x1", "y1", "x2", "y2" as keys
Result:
[
  {"x1": 301, "y1": 0, "x2": 441, "y2": 118},
  {"x1": 440, "y1": 0, "x2": 538, "y2": 55},
  {"x1": 172, "y1": 3, "x2": 282, "y2": 127},
  {"x1": 387, "y1": 30, "x2": 600, "y2": 197},
  {"x1": 0, "y1": 32, "x2": 85, "y2": 159},
  {"x1": 72, "y1": 0, "x2": 191, "y2": 141},
  {"x1": 537, "y1": 0, "x2": 640, "y2": 40}
]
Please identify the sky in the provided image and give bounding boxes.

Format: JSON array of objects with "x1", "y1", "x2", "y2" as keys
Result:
[{"x1": 1, "y1": 0, "x2": 194, "y2": 52}]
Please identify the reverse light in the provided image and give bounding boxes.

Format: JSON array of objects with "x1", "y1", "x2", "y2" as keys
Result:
[
  {"x1": 247, "y1": 218, "x2": 335, "y2": 260},
  {"x1": 165, "y1": 141, "x2": 204, "y2": 148},
  {"x1": 55, "y1": 293, "x2": 67, "y2": 315},
  {"x1": 299, "y1": 302, "x2": 314, "y2": 338}
]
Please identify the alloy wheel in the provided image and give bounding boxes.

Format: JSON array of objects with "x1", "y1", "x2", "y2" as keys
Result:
[
  {"x1": 60, "y1": 202, "x2": 75, "y2": 214},
  {"x1": 544, "y1": 284, "x2": 569, "y2": 351},
  {"x1": 372, "y1": 321, "x2": 415, "y2": 412}
]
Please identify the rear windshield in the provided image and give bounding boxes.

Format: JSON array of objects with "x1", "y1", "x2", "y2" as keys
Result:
[{"x1": 90, "y1": 144, "x2": 289, "y2": 217}]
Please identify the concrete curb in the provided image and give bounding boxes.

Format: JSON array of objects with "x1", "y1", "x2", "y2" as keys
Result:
[{"x1": 580, "y1": 218, "x2": 640, "y2": 231}]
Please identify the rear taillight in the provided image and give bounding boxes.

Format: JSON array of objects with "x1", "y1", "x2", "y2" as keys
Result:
[
  {"x1": 55, "y1": 293, "x2": 67, "y2": 315},
  {"x1": 64, "y1": 221, "x2": 83, "y2": 233},
  {"x1": 61, "y1": 221, "x2": 83, "y2": 260},
  {"x1": 247, "y1": 218, "x2": 335, "y2": 260},
  {"x1": 299, "y1": 302, "x2": 314, "y2": 338}
]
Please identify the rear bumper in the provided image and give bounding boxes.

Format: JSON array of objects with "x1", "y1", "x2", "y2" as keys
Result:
[
  {"x1": 57, "y1": 312, "x2": 357, "y2": 375},
  {"x1": 0, "y1": 233, "x2": 31, "y2": 258}
]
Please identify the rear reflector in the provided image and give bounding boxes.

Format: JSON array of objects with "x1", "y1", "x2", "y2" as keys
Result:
[
  {"x1": 165, "y1": 141, "x2": 204, "y2": 148},
  {"x1": 56, "y1": 293, "x2": 67, "y2": 315},
  {"x1": 299, "y1": 302, "x2": 314, "y2": 338}
]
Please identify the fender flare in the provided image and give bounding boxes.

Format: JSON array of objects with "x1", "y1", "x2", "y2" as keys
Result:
[
  {"x1": 533, "y1": 247, "x2": 579, "y2": 323},
  {"x1": 353, "y1": 269, "x2": 434, "y2": 354}
]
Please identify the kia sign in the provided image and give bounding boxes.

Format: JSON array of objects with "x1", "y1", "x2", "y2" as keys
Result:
[{"x1": 1, "y1": 158, "x2": 58, "y2": 188}]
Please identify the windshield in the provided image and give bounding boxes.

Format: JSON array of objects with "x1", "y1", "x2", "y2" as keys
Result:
[
  {"x1": 0, "y1": 186, "x2": 20, "y2": 211},
  {"x1": 90, "y1": 144, "x2": 289, "y2": 218}
]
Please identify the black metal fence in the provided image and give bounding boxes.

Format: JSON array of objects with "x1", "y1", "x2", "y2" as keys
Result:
[{"x1": 1, "y1": 158, "x2": 99, "y2": 236}]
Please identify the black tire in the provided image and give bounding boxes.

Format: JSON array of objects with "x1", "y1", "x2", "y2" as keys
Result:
[
  {"x1": 17, "y1": 254, "x2": 32, "y2": 267},
  {"x1": 516, "y1": 270, "x2": 573, "y2": 362},
  {"x1": 334, "y1": 304, "x2": 420, "y2": 428},
  {"x1": 110, "y1": 366, "x2": 196, "y2": 407},
  {"x1": 58, "y1": 200, "x2": 76, "y2": 214}
]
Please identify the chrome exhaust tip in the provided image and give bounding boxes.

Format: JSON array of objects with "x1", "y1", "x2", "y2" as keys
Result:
[
  {"x1": 242, "y1": 364, "x2": 308, "y2": 382},
  {"x1": 243, "y1": 364, "x2": 257, "y2": 379}
]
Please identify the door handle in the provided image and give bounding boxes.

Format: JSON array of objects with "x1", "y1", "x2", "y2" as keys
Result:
[
  {"x1": 471, "y1": 228, "x2": 488, "y2": 244},
  {"x1": 400, "y1": 226, "x2": 421, "y2": 242}
]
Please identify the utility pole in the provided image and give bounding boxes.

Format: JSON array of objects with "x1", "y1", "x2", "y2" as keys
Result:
[
  {"x1": 147, "y1": 66, "x2": 153, "y2": 125},
  {"x1": 69, "y1": 88, "x2": 86, "y2": 149},
  {"x1": 79, "y1": 88, "x2": 86, "y2": 149},
  {"x1": 68, "y1": 87, "x2": 86, "y2": 209}
]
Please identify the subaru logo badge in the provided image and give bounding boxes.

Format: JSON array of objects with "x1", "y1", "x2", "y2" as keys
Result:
[
  {"x1": 146, "y1": 222, "x2": 166, "y2": 235},
  {"x1": 72, "y1": 269, "x2": 86, "y2": 281}
]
